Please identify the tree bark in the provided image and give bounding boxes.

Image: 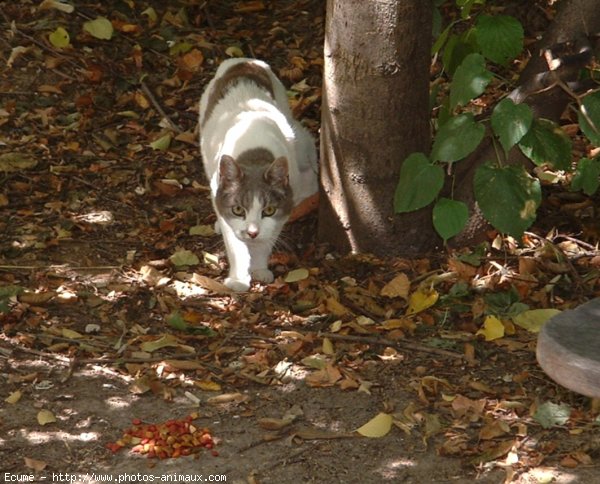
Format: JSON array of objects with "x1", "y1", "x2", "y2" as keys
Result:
[{"x1": 318, "y1": 0, "x2": 434, "y2": 256}]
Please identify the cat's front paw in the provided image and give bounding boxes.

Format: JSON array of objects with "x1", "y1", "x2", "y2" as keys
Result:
[
  {"x1": 251, "y1": 269, "x2": 274, "y2": 284},
  {"x1": 225, "y1": 277, "x2": 250, "y2": 292}
]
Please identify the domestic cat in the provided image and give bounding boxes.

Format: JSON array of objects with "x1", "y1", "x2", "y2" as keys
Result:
[{"x1": 199, "y1": 58, "x2": 318, "y2": 292}]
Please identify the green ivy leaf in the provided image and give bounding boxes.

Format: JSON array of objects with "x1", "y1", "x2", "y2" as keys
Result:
[
  {"x1": 571, "y1": 157, "x2": 600, "y2": 195},
  {"x1": 518, "y1": 119, "x2": 572, "y2": 170},
  {"x1": 474, "y1": 162, "x2": 541, "y2": 238},
  {"x1": 491, "y1": 98, "x2": 533, "y2": 153},
  {"x1": 432, "y1": 198, "x2": 469, "y2": 242},
  {"x1": 578, "y1": 91, "x2": 600, "y2": 145},
  {"x1": 533, "y1": 401, "x2": 572, "y2": 429},
  {"x1": 449, "y1": 53, "x2": 493, "y2": 109},
  {"x1": 431, "y1": 113, "x2": 485, "y2": 162},
  {"x1": 83, "y1": 16, "x2": 114, "y2": 40},
  {"x1": 442, "y1": 30, "x2": 478, "y2": 76},
  {"x1": 394, "y1": 153, "x2": 444, "y2": 212},
  {"x1": 457, "y1": 0, "x2": 486, "y2": 19},
  {"x1": 475, "y1": 15, "x2": 523, "y2": 65}
]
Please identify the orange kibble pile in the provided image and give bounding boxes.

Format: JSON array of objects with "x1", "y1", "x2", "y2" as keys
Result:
[{"x1": 106, "y1": 413, "x2": 217, "y2": 459}]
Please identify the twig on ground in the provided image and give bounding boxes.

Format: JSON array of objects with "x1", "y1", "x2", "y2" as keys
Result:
[
  {"x1": 140, "y1": 79, "x2": 184, "y2": 133},
  {"x1": 320, "y1": 332, "x2": 466, "y2": 360}
]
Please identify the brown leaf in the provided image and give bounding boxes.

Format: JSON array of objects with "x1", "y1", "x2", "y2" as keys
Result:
[
  {"x1": 257, "y1": 417, "x2": 294, "y2": 430},
  {"x1": 180, "y1": 49, "x2": 204, "y2": 71},
  {"x1": 24, "y1": 457, "x2": 47, "y2": 471},
  {"x1": 305, "y1": 363, "x2": 342, "y2": 388}
]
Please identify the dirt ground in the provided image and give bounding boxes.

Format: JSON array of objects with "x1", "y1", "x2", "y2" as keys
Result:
[{"x1": 1, "y1": 1, "x2": 599, "y2": 483}]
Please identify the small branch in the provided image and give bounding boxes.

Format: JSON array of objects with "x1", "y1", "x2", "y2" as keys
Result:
[
  {"x1": 139, "y1": 79, "x2": 183, "y2": 134},
  {"x1": 320, "y1": 332, "x2": 465, "y2": 361},
  {"x1": 0, "y1": 265, "x2": 121, "y2": 271}
]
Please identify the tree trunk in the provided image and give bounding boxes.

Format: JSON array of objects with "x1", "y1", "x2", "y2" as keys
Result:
[{"x1": 318, "y1": 0, "x2": 434, "y2": 256}]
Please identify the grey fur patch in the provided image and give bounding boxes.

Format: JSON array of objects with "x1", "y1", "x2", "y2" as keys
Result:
[
  {"x1": 215, "y1": 150, "x2": 293, "y2": 222},
  {"x1": 202, "y1": 61, "x2": 275, "y2": 128}
]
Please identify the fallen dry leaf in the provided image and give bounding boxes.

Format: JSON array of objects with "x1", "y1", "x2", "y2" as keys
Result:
[{"x1": 356, "y1": 412, "x2": 393, "y2": 438}]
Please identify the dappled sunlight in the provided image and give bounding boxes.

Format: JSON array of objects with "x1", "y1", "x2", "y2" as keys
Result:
[
  {"x1": 15, "y1": 429, "x2": 101, "y2": 445},
  {"x1": 376, "y1": 457, "x2": 417, "y2": 480}
]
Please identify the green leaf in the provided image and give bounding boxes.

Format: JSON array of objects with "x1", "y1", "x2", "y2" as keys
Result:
[
  {"x1": 484, "y1": 286, "x2": 529, "y2": 319},
  {"x1": 456, "y1": 0, "x2": 485, "y2": 19},
  {"x1": 475, "y1": 15, "x2": 523, "y2": 65},
  {"x1": 432, "y1": 198, "x2": 469, "y2": 242},
  {"x1": 166, "y1": 311, "x2": 215, "y2": 336},
  {"x1": 0, "y1": 153, "x2": 38, "y2": 172},
  {"x1": 169, "y1": 248, "x2": 199, "y2": 267},
  {"x1": 518, "y1": 119, "x2": 572, "y2": 170},
  {"x1": 491, "y1": 98, "x2": 533, "y2": 153},
  {"x1": 533, "y1": 401, "x2": 572, "y2": 429},
  {"x1": 578, "y1": 91, "x2": 600, "y2": 145},
  {"x1": 431, "y1": 114, "x2": 485, "y2": 162},
  {"x1": 442, "y1": 31, "x2": 478, "y2": 76},
  {"x1": 394, "y1": 153, "x2": 444, "y2": 212},
  {"x1": 83, "y1": 17, "x2": 114, "y2": 40},
  {"x1": 49, "y1": 27, "x2": 70, "y2": 48},
  {"x1": 449, "y1": 53, "x2": 493, "y2": 109},
  {"x1": 166, "y1": 311, "x2": 188, "y2": 331},
  {"x1": 474, "y1": 163, "x2": 541, "y2": 238},
  {"x1": 513, "y1": 309, "x2": 561, "y2": 333},
  {"x1": 432, "y1": 22, "x2": 453, "y2": 55},
  {"x1": 571, "y1": 157, "x2": 600, "y2": 195},
  {"x1": 169, "y1": 42, "x2": 193, "y2": 56},
  {"x1": 149, "y1": 133, "x2": 172, "y2": 151},
  {"x1": 189, "y1": 224, "x2": 215, "y2": 237}
]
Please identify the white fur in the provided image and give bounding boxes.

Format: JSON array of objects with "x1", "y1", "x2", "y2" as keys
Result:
[{"x1": 199, "y1": 58, "x2": 318, "y2": 291}]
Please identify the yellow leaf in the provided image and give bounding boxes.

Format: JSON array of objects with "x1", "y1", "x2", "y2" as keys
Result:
[
  {"x1": 194, "y1": 380, "x2": 221, "y2": 392},
  {"x1": 356, "y1": 412, "x2": 393, "y2": 438},
  {"x1": 513, "y1": 309, "x2": 561, "y2": 333},
  {"x1": 406, "y1": 289, "x2": 439, "y2": 315},
  {"x1": 322, "y1": 337, "x2": 334, "y2": 355},
  {"x1": 477, "y1": 315, "x2": 505, "y2": 341},
  {"x1": 61, "y1": 328, "x2": 83, "y2": 339},
  {"x1": 189, "y1": 224, "x2": 215, "y2": 237},
  {"x1": 83, "y1": 17, "x2": 114, "y2": 40},
  {"x1": 49, "y1": 27, "x2": 70, "y2": 48},
  {"x1": 141, "y1": 7, "x2": 158, "y2": 24},
  {"x1": 39, "y1": 0, "x2": 74, "y2": 13},
  {"x1": 5, "y1": 390, "x2": 22, "y2": 404},
  {"x1": 380, "y1": 273, "x2": 410, "y2": 299},
  {"x1": 325, "y1": 297, "x2": 352, "y2": 317},
  {"x1": 329, "y1": 320, "x2": 343, "y2": 333},
  {"x1": 37, "y1": 409, "x2": 57, "y2": 425},
  {"x1": 140, "y1": 334, "x2": 180, "y2": 353},
  {"x1": 381, "y1": 318, "x2": 416, "y2": 331},
  {"x1": 225, "y1": 46, "x2": 244, "y2": 57},
  {"x1": 285, "y1": 268, "x2": 309, "y2": 283}
]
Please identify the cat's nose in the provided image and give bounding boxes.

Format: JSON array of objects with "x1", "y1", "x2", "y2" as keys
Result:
[{"x1": 247, "y1": 227, "x2": 259, "y2": 238}]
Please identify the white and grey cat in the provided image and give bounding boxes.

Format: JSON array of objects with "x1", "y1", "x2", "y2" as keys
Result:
[{"x1": 199, "y1": 58, "x2": 318, "y2": 292}]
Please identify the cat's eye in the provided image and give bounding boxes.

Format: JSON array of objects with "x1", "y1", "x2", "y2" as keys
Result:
[
  {"x1": 231, "y1": 205, "x2": 245, "y2": 217},
  {"x1": 262, "y1": 206, "x2": 276, "y2": 217}
]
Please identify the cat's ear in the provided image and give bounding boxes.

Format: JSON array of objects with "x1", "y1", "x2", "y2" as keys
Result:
[
  {"x1": 264, "y1": 157, "x2": 289, "y2": 187},
  {"x1": 219, "y1": 155, "x2": 242, "y2": 185}
]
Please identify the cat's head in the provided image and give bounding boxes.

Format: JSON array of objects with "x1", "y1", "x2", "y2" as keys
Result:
[{"x1": 215, "y1": 152, "x2": 293, "y2": 241}]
